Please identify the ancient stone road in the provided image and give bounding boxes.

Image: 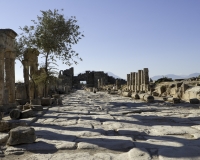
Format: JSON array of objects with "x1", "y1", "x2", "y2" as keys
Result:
[{"x1": 3, "y1": 90, "x2": 200, "y2": 159}]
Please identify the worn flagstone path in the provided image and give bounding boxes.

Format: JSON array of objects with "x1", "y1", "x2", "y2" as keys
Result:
[{"x1": 2, "y1": 90, "x2": 200, "y2": 160}]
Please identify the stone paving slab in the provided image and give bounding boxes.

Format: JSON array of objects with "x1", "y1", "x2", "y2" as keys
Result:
[{"x1": 2, "y1": 90, "x2": 200, "y2": 159}]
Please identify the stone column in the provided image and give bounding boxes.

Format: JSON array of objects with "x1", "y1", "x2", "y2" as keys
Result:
[
  {"x1": 0, "y1": 47, "x2": 5, "y2": 105},
  {"x1": 144, "y1": 68, "x2": 149, "y2": 92},
  {"x1": 116, "y1": 80, "x2": 120, "y2": 90},
  {"x1": 9, "y1": 52, "x2": 16, "y2": 103},
  {"x1": 100, "y1": 78, "x2": 104, "y2": 87},
  {"x1": 135, "y1": 72, "x2": 138, "y2": 92},
  {"x1": 5, "y1": 51, "x2": 11, "y2": 104},
  {"x1": 98, "y1": 79, "x2": 100, "y2": 88},
  {"x1": 138, "y1": 70, "x2": 142, "y2": 92},
  {"x1": 127, "y1": 74, "x2": 130, "y2": 90},
  {"x1": 140, "y1": 70, "x2": 144, "y2": 91},
  {"x1": 129, "y1": 72, "x2": 132, "y2": 90},
  {"x1": 130, "y1": 72, "x2": 133, "y2": 91},
  {"x1": 5, "y1": 51, "x2": 16, "y2": 103},
  {"x1": 132, "y1": 72, "x2": 136, "y2": 91},
  {"x1": 22, "y1": 60, "x2": 29, "y2": 99}
]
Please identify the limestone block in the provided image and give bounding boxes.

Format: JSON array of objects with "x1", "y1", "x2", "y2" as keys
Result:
[
  {"x1": 9, "y1": 109, "x2": 21, "y2": 119},
  {"x1": 152, "y1": 91, "x2": 159, "y2": 96},
  {"x1": 7, "y1": 126, "x2": 36, "y2": 146},
  {"x1": 23, "y1": 103, "x2": 32, "y2": 110},
  {"x1": 144, "y1": 95, "x2": 154, "y2": 103},
  {"x1": 163, "y1": 97, "x2": 171, "y2": 101},
  {"x1": 31, "y1": 105, "x2": 43, "y2": 111},
  {"x1": 190, "y1": 98, "x2": 199, "y2": 104},
  {"x1": 0, "y1": 120, "x2": 27, "y2": 132},
  {"x1": 131, "y1": 93, "x2": 139, "y2": 99},
  {"x1": 168, "y1": 97, "x2": 180, "y2": 104},
  {"x1": 41, "y1": 98, "x2": 52, "y2": 106},
  {"x1": 122, "y1": 91, "x2": 131, "y2": 97},
  {"x1": 20, "y1": 109, "x2": 35, "y2": 119},
  {"x1": 138, "y1": 93, "x2": 146, "y2": 100}
]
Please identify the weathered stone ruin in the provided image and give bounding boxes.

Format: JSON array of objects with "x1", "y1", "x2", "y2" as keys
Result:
[
  {"x1": 152, "y1": 78, "x2": 200, "y2": 104},
  {"x1": 0, "y1": 29, "x2": 17, "y2": 111},
  {"x1": 123, "y1": 68, "x2": 155, "y2": 102},
  {"x1": 7, "y1": 126, "x2": 36, "y2": 146},
  {"x1": 74, "y1": 71, "x2": 108, "y2": 88},
  {"x1": 57, "y1": 67, "x2": 74, "y2": 93},
  {"x1": 126, "y1": 68, "x2": 150, "y2": 93}
]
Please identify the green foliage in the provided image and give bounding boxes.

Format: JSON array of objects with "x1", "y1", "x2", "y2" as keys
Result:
[
  {"x1": 154, "y1": 76, "x2": 173, "y2": 84},
  {"x1": 18, "y1": 9, "x2": 84, "y2": 67}
]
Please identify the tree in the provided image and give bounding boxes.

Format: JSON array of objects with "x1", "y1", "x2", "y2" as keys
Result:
[{"x1": 17, "y1": 9, "x2": 84, "y2": 96}]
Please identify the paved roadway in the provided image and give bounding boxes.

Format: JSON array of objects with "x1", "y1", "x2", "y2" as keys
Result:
[{"x1": 3, "y1": 90, "x2": 200, "y2": 160}]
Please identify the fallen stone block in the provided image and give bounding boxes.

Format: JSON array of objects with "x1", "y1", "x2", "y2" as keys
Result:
[
  {"x1": 138, "y1": 93, "x2": 146, "y2": 100},
  {"x1": 23, "y1": 103, "x2": 32, "y2": 110},
  {"x1": 7, "y1": 126, "x2": 36, "y2": 146},
  {"x1": 9, "y1": 109, "x2": 21, "y2": 120},
  {"x1": 152, "y1": 91, "x2": 159, "y2": 96},
  {"x1": 31, "y1": 105, "x2": 43, "y2": 111},
  {"x1": 168, "y1": 97, "x2": 180, "y2": 104},
  {"x1": 122, "y1": 91, "x2": 131, "y2": 97},
  {"x1": 0, "y1": 120, "x2": 27, "y2": 132},
  {"x1": 131, "y1": 93, "x2": 139, "y2": 99},
  {"x1": 144, "y1": 95, "x2": 154, "y2": 103},
  {"x1": 41, "y1": 98, "x2": 52, "y2": 106},
  {"x1": 20, "y1": 109, "x2": 35, "y2": 119},
  {"x1": 190, "y1": 98, "x2": 199, "y2": 104}
]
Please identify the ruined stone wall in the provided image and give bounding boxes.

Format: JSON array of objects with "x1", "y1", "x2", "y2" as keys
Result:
[{"x1": 58, "y1": 67, "x2": 74, "y2": 90}]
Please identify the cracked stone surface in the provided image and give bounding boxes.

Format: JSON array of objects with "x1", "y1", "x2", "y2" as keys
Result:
[{"x1": 2, "y1": 90, "x2": 200, "y2": 159}]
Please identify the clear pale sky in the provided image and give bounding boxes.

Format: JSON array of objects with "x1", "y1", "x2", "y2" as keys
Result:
[{"x1": 1, "y1": 0, "x2": 200, "y2": 81}]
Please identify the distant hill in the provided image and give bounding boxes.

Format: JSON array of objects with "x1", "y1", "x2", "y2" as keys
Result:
[{"x1": 151, "y1": 73, "x2": 200, "y2": 80}]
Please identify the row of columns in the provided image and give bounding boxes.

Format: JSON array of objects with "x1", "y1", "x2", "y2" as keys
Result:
[
  {"x1": 127, "y1": 68, "x2": 149, "y2": 92},
  {"x1": 0, "y1": 29, "x2": 17, "y2": 106}
]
